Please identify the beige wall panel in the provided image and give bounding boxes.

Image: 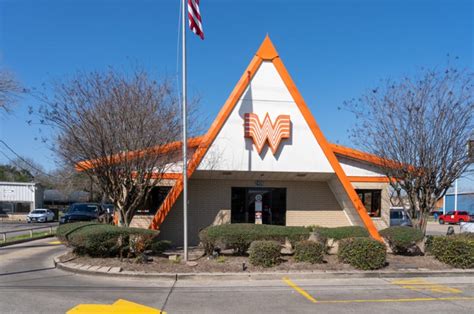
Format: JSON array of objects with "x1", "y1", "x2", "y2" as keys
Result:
[
  {"x1": 286, "y1": 210, "x2": 351, "y2": 227},
  {"x1": 338, "y1": 156, "x2": 386, "y2": 177}
]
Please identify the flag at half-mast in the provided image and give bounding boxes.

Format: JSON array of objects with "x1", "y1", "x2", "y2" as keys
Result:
[{"x1": 188, "y1": 0, "x2": 204, "y2": 39}]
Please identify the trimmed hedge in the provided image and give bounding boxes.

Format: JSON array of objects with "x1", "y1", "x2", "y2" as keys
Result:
[
  {"x1": 57, "y1": 222, "x2": 159, "y2": 257},
  {"x1": 56, "y1": 222, "x2": 101, "y2": 242},
  {"x1": 338, "y1": 237, "x2": 386, "y2": 270},
  {"x1": 311, "y1": 226, "x2": 369, "y2": 240},
  {"x1": 427, "y1": 234, "x2": 474, "y2": 269},
  {"x1": 380, "y1": 226, "x2": 424, "y2": 255},
  {"x1": 294, "y1": 240, "x2": 325, "y2": 264},
  {"x1": 248, "y1": 240, "x2": 281, "y2": 267},
  {"x1": 199, "y1": 224, "x2": 309, "y2": 255}
]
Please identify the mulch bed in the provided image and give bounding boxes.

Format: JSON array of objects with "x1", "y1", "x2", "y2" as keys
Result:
[{"x1": 61, "y1": 250, "x2": 453, "y2": 273}]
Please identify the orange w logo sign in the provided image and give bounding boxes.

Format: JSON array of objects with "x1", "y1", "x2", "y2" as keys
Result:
[{"x1": 244, "y1": 113, "x2": 291, "y2": 154}]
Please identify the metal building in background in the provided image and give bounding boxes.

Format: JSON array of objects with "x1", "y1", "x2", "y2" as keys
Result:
[{"x1": 0, "y1": 181, "x2": 43, "y2": 220}]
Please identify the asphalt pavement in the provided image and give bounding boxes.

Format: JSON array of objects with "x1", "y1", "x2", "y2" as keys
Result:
[
  {"x1": 426, "y1": 221, "x2": 461, "y2": 236},
  {"x1": 0, "y1": 237, "x2": 474, "y2": 313},
  {"x1": 0, "y1": 221, "x2": 58, "y2": 240}
]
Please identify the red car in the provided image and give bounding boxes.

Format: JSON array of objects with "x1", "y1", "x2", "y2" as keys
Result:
[{"x1": 438, "y1": 211, "x2": 472, "y2": 224}]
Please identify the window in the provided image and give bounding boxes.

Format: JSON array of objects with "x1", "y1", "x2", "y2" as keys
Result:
[
  {"x1": 137, "y1": 186, "x2": 172, "y2": 215},
  {"x1": 31, "y1": 210, "x2": 46, "y2": 214},
  {"x1": 390, "y1": 211, "x2": 402, "y2": 219},
  {"x1": 14, "y1": 203, "x2": 32, "y2": 213},
  {"x1": 69, "y1": 204, "x2": 99, "y2": 213},
  {"x1": 356, "y1": 189, "x2": 382, "y2": 217}
]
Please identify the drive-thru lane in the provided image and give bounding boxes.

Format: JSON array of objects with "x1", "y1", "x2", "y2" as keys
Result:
[{"x1": 1, "y1": 238, "x2": 473, "y2": 314}]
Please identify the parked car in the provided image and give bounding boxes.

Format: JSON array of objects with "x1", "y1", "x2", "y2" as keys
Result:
[
  {"x1": 438, "y1": 211, "x2": 473, "y2": 225},
  {"x1": 59, "y1": 203, "x2": 106, "y2": 225},
  {"x1": 27, "y1": 209, "x2": 55, "y2": 223},
  {"x1": 389, "y1": 207, "x2": 412, "y2": 227}
]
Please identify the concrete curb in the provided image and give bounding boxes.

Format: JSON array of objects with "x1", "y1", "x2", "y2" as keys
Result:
[
  {"x1": 53, "y1": 255, "x2": 474, "y2": 280},
  {"x1": 0, "y1": 234, "x2": 55, "y2": 247}
]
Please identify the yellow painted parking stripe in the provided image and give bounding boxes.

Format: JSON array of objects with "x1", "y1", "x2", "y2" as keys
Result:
[
  {"x1": 48, "y1": 241, "x2": 62, "y2": 245},
  {"x1": 282, "y1": 277, "x2": 318, "y2": 303},
  {"x1": 66, "y1": 299, "x2": 165, "y2": 313},
  {"x1": 317, "y1": 296, "x2": 474, "y2": 304},
  {"x1": 391, "y1": 278, "x2": 462, "y2": 294}
]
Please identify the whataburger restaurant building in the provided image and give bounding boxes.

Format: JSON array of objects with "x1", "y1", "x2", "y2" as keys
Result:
[{"x1": 118, "y1": 37, "x2": 396, "y2": 245}]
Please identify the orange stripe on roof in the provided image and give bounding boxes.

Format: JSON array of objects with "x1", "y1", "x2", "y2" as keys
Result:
[
  {"x1": 75, "y1": 137, "x2": 203, "y2": 172},
  {"x1": 329, "y1": 143, "x2": 400, "y2": 169},
  {"x1": 348, "y1": 176, "x2": 391, "y2": 183},
  {"x1": 130, "y1": 172, "x2": 181, "y2": 180}
]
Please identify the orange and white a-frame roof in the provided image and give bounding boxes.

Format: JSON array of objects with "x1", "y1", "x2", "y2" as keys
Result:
[{"x1": 149, "y1": 35, "x2": 382, "y2": 240}]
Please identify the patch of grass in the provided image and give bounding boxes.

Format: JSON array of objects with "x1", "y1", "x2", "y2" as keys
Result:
[
  {"x1": 216, "y1": 256, "x2": 226, "y2": 263},
  {"x1": 171, "y1": 256, "x2": 181, "y2": 264},
  {"x1": 3, "y1": 231, "x2": 54, "y2": 243}
]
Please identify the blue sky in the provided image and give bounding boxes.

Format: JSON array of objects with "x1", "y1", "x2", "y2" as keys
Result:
[{"x1": 0, "y1": 0, "x2": 473, "y2": 189}]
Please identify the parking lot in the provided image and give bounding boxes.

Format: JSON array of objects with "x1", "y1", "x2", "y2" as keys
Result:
[{"x1": 426, "y1": 221, "x2": 461, "y2": 236}]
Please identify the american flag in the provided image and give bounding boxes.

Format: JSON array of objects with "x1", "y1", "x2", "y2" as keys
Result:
[{"x1": 188, "y1": 0, "x2": 204, "y2": 39}]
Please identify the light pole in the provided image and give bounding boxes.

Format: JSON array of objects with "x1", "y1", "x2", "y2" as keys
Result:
[{"x1": 454, "y1": 178, "x2": 458, "y2": 212}]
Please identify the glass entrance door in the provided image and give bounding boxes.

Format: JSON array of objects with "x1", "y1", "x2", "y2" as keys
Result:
[{"x1": 231, "y1": 187, "x2": 286, "y2": 225}]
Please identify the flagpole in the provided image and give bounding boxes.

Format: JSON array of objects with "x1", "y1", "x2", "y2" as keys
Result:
[{"x1": 181, "y1": 0, "x2": 189, "y2": 262}]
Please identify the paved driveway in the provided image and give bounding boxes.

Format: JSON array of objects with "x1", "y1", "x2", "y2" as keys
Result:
[{"x1": 1, "y1": 238, "x2": 473, "y2": 313}]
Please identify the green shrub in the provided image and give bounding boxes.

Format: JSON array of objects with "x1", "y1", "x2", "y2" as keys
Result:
[
  {"x1": 310, "y1": 226, "x2": 369, "y2": 240},
  {"x1": 248, "y1": 240, "x2": 281, "y2": 267},
  {"x1": 380, "y1": 226, "x2": 424, "y2": 255},
  {"x1": 199, "y1": 228, "x2": 215, "y2": 255},
  {"x1": 58, "y1": 222, "x2": 159, "y2": 257},
  {"x1": 425, "y1": 235, "x2": 434, "y2": 252},
  {"x1": 56, "y1": 222, "x2": 101, "y2": 243},
  {"x1": 199, "y1": 224, "x2": 309, "y2": 255},
  {"x1": 294, "y1": 240, "x2": 325, "y2": 264},
  {"x1": 427, "y1": 234, "x2": 474, "y2": 269},
  {"x1": 150, "y1": 240, "x2": 172, "y2": 255},
  {"x1": 338, "y1": 237, "x2": 386, "y2": 270}
]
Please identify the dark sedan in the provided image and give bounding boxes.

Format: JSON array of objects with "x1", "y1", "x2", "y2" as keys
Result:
[{"x1": 59, "y1": 203, "x2": 105, "y2": 224}]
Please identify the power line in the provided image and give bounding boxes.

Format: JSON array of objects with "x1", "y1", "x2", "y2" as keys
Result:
[{"x1": 0, "y1": 139, "x2": 54, "y2": 178}]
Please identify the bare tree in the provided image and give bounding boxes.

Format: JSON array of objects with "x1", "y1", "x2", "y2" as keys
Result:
[
  {"x1": 39, "y1": 67, "x2": 187, "y2": 226},
  {"x1": 0, "y1": 69, "x2": 22, "y2": 113},
  {"x1": 345, "y1": 65, "x2": 474, "y2": 233}
]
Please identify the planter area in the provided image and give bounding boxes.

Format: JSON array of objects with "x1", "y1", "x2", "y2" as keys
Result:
[
  {"x1": 56, "y1": 222, "x2": 473, "y2": 274},
  {"x1": 59, "y1": 249, "x2": 453, "y2": 274}
]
